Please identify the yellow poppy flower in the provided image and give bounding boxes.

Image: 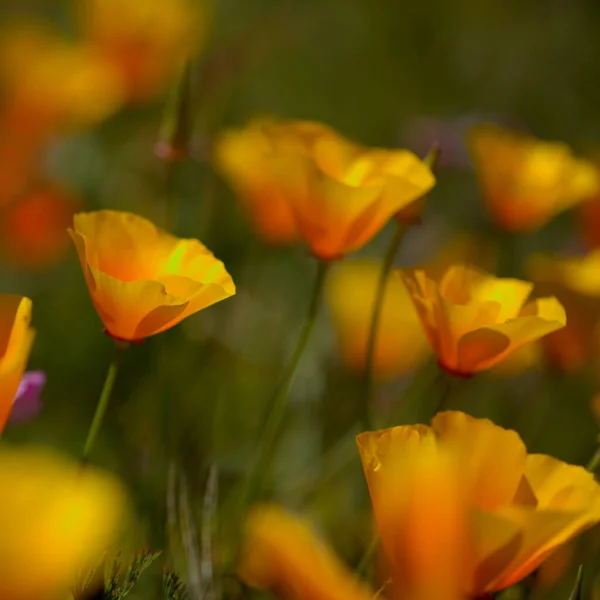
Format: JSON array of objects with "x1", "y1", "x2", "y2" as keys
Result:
[
  {"x1": 216, "y1": 118, "x2": 435, "y2": 260},
  {"x1": 0, "y1": 295, "x2": 35, "y2": 432},
  {"x1": 0, "y1": 445, "x2": 129, "y2": 600},
  {"x1": 398, "y1": 264, "x2": 566, "y2": 376},
  {"x1": 238, "y1": 504, "x2": 373, "y2": 600},
  {"x1": 528, "y1": 250, "x2": 600, "y2": 372},
  {"x1": 69, "y1": 210, "x2": 235, "y2": 341},
  {"x1": 325, "y1": 259, "x2": 429, "y2": 380},
  {"x1": 357, "y1": 411, "x2": 600, "y2": 596},
  {"x1": 469, "y1": 123, "x2": 599, "y2": 232}
]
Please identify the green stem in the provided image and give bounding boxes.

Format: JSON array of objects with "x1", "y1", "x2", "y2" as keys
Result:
[
  {"x1": 82, "y1": 342, "x2": 127, "y2": 462},
  {"x1": 586, "y1": 441, "x2": 600, "y2": 473},
  {"x1": 355, "y1": 530, "x2": 379, "y2": 580},
  {"x1": 246, "y1": 259, "x2": 331, "y2": 500},
  {"x1": 363, "y1": 225, "x2": 406, "y2": 429}
]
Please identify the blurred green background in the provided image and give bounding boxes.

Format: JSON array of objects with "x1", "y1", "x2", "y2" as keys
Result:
[{"x1": 2, "y1": 0, "x2": 600, "y2": 598}]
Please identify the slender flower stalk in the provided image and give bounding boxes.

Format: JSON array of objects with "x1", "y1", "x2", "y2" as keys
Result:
[
  {"x1": 82, "y1": 341, "x2": 128, "y2": 462},
  {"x1": 247, "y1": 259, "x2": 331, "y2": 500},
  {"x1": 156, "y1": 60, "x2": 194, "y2": 232},
  {"x1": 363, "y1": 224, "x2": 406, "y2": 428}
]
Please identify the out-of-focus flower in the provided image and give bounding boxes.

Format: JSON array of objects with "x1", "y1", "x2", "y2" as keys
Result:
[
  {"x1": 528, "y1": 251, "x2": 600, "y2": 372},
  {"x1": 1, "y1": 183, "x2": 80, "y2": 269},
  {"x1": 357, "y1": 411, "x2": 600, "y2": 596},
  {"x1": 238, "y1": 504, "x2": 373, "y2": 600},
  {"x1": 69, "y1": 210, "x2": 235, "y2": 341},
  {"x1": 469, "y1": 124, "x2": 599, "y2": 232},
  {"x1": 79, "y1": 0, "x2": 204, "y2": 101},
  {"x1": 325, "y1": 259, "x2": 430, "y2": 380},
  {"x1": 0, "y1": 26, "x2": 124, "y2": 134},
  {"x1": 0, "y1": 295, "x2": 35, "y2": 433},
  {"x1": 216, "y1": 118, "x2": 435, "y2": 260},
  {"x1": 398, "y1": 264, "x2": 566, "y2": 376},
  {"x1": 9, "y1": 370, "x2": 46, "y2": 424},
  {"x1": 0, "y1": 445, "x2": 129, "y2": 600}
]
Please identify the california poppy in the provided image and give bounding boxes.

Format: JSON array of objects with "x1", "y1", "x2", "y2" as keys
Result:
[
  {"x1": 398, "y1": 264, "x2": 566, "y2": 376},
  {"x1": 69, "y1": 210, "x2": 235, "y2": 341}
]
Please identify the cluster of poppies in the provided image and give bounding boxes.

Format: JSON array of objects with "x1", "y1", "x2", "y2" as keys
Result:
[{"x1": 1, "y1": 109, "x2": 600, "y2": 599}]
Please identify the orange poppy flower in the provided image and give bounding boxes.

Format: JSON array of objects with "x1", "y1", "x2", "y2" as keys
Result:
[
  {"x1": 69, "y1": 210, "x2": 235, "y2": 341},
  {"x1": 528, "y1": 250, "x2": 600, "y2": 372},
  {"x1": 0, "y1": 295, "x2": 35, "y2": 433},
  {"x1": 1, "y1": 183, "x2": 79, "y2": 269},
  {"x1": 325, "y1": 259, "x2": 430, "y2": 380},
  {"x1": 216, "y1": 118, "x2": 435, "y2": 260},
  {"x1": 357, "y1": 411, "x2": 600, "y2": 596},
  {"x1": 398, "y1": 264, "x2": 566, "y2": 376},
  {"x1": 0, "y1": 445, "x2": 129, "y2": 600},
  {"x1": 238, "y1": 504, "x2": 374, "y2": 600},
  {"x1": 78, "y1": 0, "x2": 204, "y2": 101},
  {"x1": 469, "y1": 124, "x2": 599, "y2": 232}
]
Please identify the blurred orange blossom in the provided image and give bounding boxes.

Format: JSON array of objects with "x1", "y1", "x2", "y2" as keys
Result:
[
  {"x1": 0, "y1": 295, "x2": 35, "y2": 433},
  {"x1": 398, "y1": 264, "x2": 566, "y2": 376},
  {"x1": 216, "y1": 117, "x2": 435, "y2": 260},
  {"x1": 238, "y1": 504, "x2": 373, "y2": 600},
  {"x1": 69, "y1": 210, "x2": 235, "y2": 341},
  {"x1": 528, "y1": 250, "x2": 600, "y2": 372},
  {"x1": 469, "y1": 123, "x2": 599, "y2": 232},
  {"x1": 357, "y1": 411, "x2": 600, "y2": 596},
  {"x1": 0, "y1": 445, "x2": 129, "y2": 600},
  {"x1": 78, "y1": 0, "x2": 205, "y2": 101},
  {"x1": 1, "y1": 183, "x2": 80, "y2": 269},
  {"x1": 0, "y1": 25, "x2": 124, "y2": 136},
  {"x1": 325, "y1": 259, "x2": 429, "y2": 380}
]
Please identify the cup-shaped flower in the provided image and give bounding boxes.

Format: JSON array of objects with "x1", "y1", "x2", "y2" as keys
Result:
[
  {"x1": 0, "y1": 445, "x2": 129, "y2": 600},
  {"x1": 326, "y1": 259, "x2": 430, "y2": 380},
  {"x1": 469, "y1": 123, "x2": 599, "y2": 232},
  {"x1": 528, "y1": 250, "x2": 600, "y2": 372},
  {"x1": 0, "y1": 295, "x2": 35, "y2": 433},
  {"x1": 238, "y1": 504, "x2": 373, "y2": 600},
  {"x1": 214, "y1": 118, "x2": 338, "y2": 244},
  {"x1": 398, "y1": 264, "x2": 566, "y2": 376},
  {"x1": 69, "y1": 210, "x2": 235, "y2": 341},
  {"x1": 216, "y1": 118, "x2": 435, "y2": 260},
  {"x1": 357, "y1": 411, "x2": 600, "y2": 596}
]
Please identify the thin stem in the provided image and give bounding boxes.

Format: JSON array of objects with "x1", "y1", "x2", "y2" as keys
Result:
[
  {"x1": 587, "y1": 440, "x2": 600, "y2": 473},
  {"x1": 355, "y1": 530, "x2": 379, "y2": 580},
  {"x1": 247, "y1": 259, "x2": 331, "y2": 500},
  {"x1": 363, "y1": 225, "x2": 406, "y2": 429},
  {"x1": 82, "y1": 341, "x2": 127, "y2": 462}
]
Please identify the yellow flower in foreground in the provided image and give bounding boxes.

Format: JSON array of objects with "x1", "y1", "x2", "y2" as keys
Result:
[
  {"x1": 239, "y1": 504, "x2": 373, "y2": 600},
  {"x1": 469, "y1": 123, "x2": 599, "y2": 232},
  {"x1": 0, "y1": 445, "x2": 129, "y2": 600},
  {"x1": 357, "y1": 411, "x2": 600, "y2": 595},
  {"x1": 69, "y1": 210, "x2": 235, "y2": 341},
  {"x1": 0, "y1": 295, "x2": 34, "y2": 433},
  {"x1": 398, "y1": 264, "x2": 566, "y2": 376},
  {"x1": 326, "y1": 259, "x2": 429, "y2": 380},
  {"x1": 528, "y1": 250, "x2": 600, "y2": 371},
  {"x1": 217, "y1": 118, "x2": 435, "y2": 260}
]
